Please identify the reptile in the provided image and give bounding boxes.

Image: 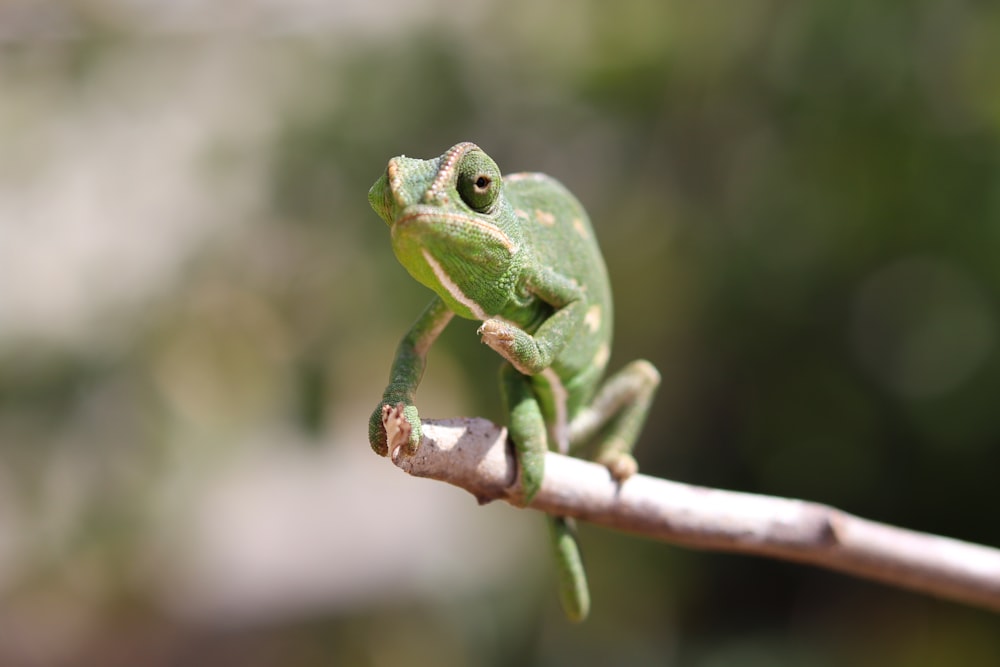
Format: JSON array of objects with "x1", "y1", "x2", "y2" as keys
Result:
[{"x1": 367, "y1": 142, "x2": 659, "y2": 621}]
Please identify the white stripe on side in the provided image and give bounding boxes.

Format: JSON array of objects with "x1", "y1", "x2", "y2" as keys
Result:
[{"x1": 422, "y1": 249, "x2": 489, "y2": 320}]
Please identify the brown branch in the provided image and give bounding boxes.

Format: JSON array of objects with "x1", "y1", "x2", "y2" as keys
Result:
[{"x1": 389, "y1": 417, "x2": 1000, "y2": 613}]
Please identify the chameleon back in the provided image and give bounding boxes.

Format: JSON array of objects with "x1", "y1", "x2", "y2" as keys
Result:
[{"x1": 502, "y1": 172, "x2": 614, "y2": 417}]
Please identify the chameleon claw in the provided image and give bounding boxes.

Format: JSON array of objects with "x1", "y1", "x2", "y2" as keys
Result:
[
  {"x1": 382, "y1": 402, "x2": 412, "y2": 462},
  {"x1": 478, "y1": 319, "x2": 515, "y2": 350}
]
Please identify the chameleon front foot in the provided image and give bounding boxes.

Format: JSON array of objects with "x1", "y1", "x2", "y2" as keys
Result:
[
  {"x1": 381, "y1": 402, "x2": 420, "y2": 462},
  {"x1": 478, "y1": 319, "x2": 516, "y2": 360}
]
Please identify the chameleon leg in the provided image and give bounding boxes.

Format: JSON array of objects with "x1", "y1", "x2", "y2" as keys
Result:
[
  {"x1": 499, "y1": 363, "x2": 548, "y2": 504},
  {"x1": 501, "y1": 364, "x2": 591, "y2": 621},
  {"x1": 369, "y1": 297, "x2": 454, "y2": 457},
  {"x1": 568, "y1": 359, "x2": 660, "y2": 480}
]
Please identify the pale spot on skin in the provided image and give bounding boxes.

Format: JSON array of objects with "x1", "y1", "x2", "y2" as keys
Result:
[
  {"x1": 505, "y1": 172, "x2": 548, "y2": 183},
  {"x1": 535, "y1": 209, "x2": 556, "y2": 226},
  {"x1": 572, "y1": 218, "x2": 589, "y2": 239},
  {"x1": 593, "y1": 342, "x2": 610, "y2": 369},
  {"x1": 584, "y1": 304, "x2": 602, "y2": 332}
]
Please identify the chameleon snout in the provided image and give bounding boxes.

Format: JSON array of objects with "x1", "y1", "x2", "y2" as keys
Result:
[{"x1": 368, "y1": 171, "x2": 396, "y2": 224}]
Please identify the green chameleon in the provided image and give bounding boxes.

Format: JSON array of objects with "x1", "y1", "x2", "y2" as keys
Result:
[{"x1": 367, "y1": 142, "x2": 660, "y2": 621}]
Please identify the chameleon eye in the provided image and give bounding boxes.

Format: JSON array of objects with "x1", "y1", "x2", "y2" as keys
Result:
[{"x1": 457, "y1": 154, "x2": 501, "y2": 212}]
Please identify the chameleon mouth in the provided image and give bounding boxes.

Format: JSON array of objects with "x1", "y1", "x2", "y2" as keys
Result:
[{"x1": 393, "y1": 209, "x2": 518, "y2": 253}]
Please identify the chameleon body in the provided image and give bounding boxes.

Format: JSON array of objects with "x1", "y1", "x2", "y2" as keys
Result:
[{"x1": 368, "y1": 142, "x2": 660, "y2": 621}]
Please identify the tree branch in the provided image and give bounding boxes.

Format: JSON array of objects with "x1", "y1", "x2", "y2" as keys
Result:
[{"x1": 389, "y1": 417, "x2": 1000, "y2": 613}]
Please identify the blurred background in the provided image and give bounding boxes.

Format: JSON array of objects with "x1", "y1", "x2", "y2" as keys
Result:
[{"x1": 2, "y1": 1, "x2": 999, "y2": 665}]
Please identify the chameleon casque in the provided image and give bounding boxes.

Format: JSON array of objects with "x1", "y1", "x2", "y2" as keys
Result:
[{"x1": 368, "y1": 142, "x2": 660, "y2": 621}]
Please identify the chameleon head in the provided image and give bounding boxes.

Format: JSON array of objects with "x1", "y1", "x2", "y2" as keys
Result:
[{"x1": 369, "y1": 142, "x2": 522, "y2": 319}]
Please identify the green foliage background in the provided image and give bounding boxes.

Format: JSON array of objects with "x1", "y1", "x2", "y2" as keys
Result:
[{"x1": 1, "y1": 1, "x2": 998, "y2": 665}]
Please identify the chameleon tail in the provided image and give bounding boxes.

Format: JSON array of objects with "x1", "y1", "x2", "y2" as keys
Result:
[{"x1": 548, "y1": 515, "x2": 590, "y2": 622}]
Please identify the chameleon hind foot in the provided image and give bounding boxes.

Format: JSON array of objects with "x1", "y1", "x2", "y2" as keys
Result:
[{"x1": 597, "y1": 450, "x2": 638, "y2": 482}]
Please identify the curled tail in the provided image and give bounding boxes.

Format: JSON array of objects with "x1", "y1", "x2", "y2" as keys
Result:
[{"x1": 548, "y1": 515, "x2": 590, "y2": 622}]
